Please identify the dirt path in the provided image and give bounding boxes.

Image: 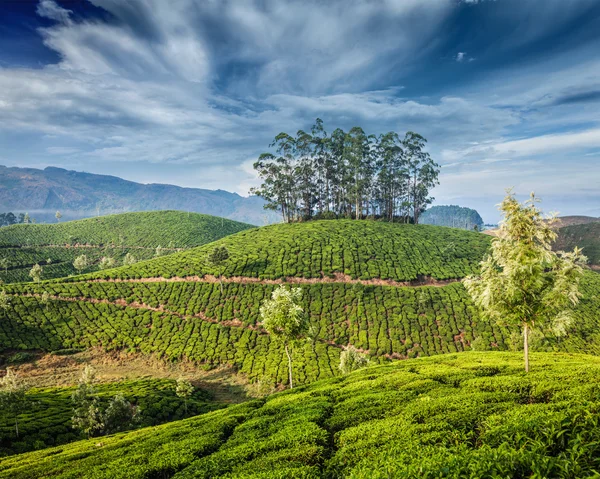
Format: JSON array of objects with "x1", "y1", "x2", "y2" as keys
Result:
[{"x1": 81, "y1": 273, "x2": 460, "y2": 288}]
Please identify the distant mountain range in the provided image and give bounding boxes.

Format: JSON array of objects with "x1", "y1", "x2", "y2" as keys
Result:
[{"x1": 0, "y1": 165, "x2": 279, "y2": 225}]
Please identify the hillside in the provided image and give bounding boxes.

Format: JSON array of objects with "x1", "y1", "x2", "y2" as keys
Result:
[
  {"x1": 3, "y1": 221, "x2": 599, "y2": 387},
  {"x1": 0, "y1": 211, "x2": 253, "y2": 283},
  {"x1": 553, "y1": 215, "x2": 600, "y2": 228},
  {"x1": 0, "y1": 165, "x2": 279, "y2": 225},
  {"x1": 1, "y1": 352, "x2": 600, "y2": 478},
  {"x1": 555, "y1": 222, "x2": 600, "y2": 267},
  {"x1": 420, "y1": 205, "x2": 484, "y2": 230}
]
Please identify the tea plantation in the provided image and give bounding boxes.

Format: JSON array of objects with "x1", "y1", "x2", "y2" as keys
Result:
[
  {"x1": 0, "y1": 211, "x2": 253, "y2": 283},
  {"x1": 0, "y1": 378, "x2": 222, "y2": 457},
  {"x1": 1, "y1": 352, "x2": 600, "y2": 478},
  {"x1": 75, "y1": 220, "x2": 493, "y2": 282}
]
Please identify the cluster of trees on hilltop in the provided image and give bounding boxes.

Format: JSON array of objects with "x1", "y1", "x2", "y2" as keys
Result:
[
  {"x1": 0, "y1": 212, "x2": 33, "y2": 227},
  {"x1": 250, "y1": 119, "x2": 440, "y2": 223},
  {"x1": 420, "y1": 205, "x2": 484, "y2": 230}
]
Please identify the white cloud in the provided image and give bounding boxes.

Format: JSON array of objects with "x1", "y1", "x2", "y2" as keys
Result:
[{"x1": 36, "y1": 0, "x2": 72, "y2": 24}]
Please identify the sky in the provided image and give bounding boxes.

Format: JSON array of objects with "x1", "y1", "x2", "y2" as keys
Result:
[{"x1": 1, "y1": 0, "x2": 599, "y2": 222}]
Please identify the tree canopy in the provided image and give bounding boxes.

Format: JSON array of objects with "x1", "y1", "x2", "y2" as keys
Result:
[{"x1": 251, "y1": 119, "x2": 439, "y2": 223}]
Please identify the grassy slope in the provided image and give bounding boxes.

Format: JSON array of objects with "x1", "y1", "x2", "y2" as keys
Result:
[
  {"x1": 0, "y1": 378, "x2": 222, "y2": 457},
  {"x1": 77, "y1": 220, "x2": 492, "y2": 282},
  {"x1": 0, "y1": 211, "x2": 253, "y2": 283},
  {"x1": 1, "y1": 352, "x2": 600, "y2": 478},
  {"x1": 555, "y1": 222, "x2": 600, "y2": 265}
]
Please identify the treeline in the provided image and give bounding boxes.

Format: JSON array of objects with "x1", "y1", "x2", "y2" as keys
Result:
[
  {"x1": 0, "y1": 213, "x2": 34, "y2": 227},
  {"x1": 250, "y1": 119, "x2": 440, "y2": 223},
  {"x1": 420, "y1": 205, "x2": 484, "y2": 230}
]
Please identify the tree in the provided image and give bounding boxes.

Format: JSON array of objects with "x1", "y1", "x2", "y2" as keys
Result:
[
  {"x1": 72, "y1": 365, "x2": 103, "y2": 438},
  {"x1": 0, "y1": 368, "x2": 30, "y2": 438},
  {"x1": 55, "y1": 211, "x2": 62, "y2": 222},
  {"x1": 29, "y1": 263, "x2": 42, "y2": 283},
  {"x1": 175, "y1": 378, "x2": 194, "y2": 415},
  {"x1": 155, "y1": 245, "x2": 164, "y2": 257},
  {"x1": 0, "y1": 257, "x2": 10, "y2": 274},
  {"x1": 98, "y1": 256, "x2": 116, "y2": 270},
  {"x1": 207, "y1": 246, "x2": 230, "y2": 294},
  {"x1": 259, "y1": 286, "x2": 308, "y2": 389},
  {"x1": 339, "y1": 345, "x2": 369, "y2": 374},
  {"x1": 73, "y1": 255, "x2": 88, "y2": 273},
  {"x1": 41, "y1": 291, "x2": 50, "y2": 311},
  {"x1": 103, "y1": 395, "x2": 139, "y2": 434},
  {"x1": 0, "y1": 289, "x2": 10, "y2": 317},
  {"x1": 23, "y1": 213, "x2": 30, "y2": 224},
  {"x1": 123, "y1": 253, "x2": 137, "y2": 266},
  {"x1": 463, "y1": 191, "x2": 587, "y2": 372}
]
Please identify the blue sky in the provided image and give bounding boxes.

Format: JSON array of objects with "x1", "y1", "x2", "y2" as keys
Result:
[{"x1": 1, "y1": 0, "x2": 599, "y2": 222}]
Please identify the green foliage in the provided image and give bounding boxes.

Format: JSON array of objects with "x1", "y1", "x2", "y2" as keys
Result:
[
  {"x1": 72, "y1": 254, "x2": 89, "y2": 273},
  {"x1": 0, "y1": 369, "x2": 30, "y2": 439},
  {"x1": 0, "y1": 377, "x2": 220, "y2": 456},
  {"x1": 420, "y1": 205, "x2": 484, "y2": 230},
  {"x1": 102, "y1": 394, "x2": 140, "y2": 435},
  {"x1": 98, "y1": 256, "x2": 115, "y2": 270},
  {"x1": 176, "y1": 378, "x2": 195, "y2": 415},
  {"x1": 71, "y1": 366, "x2": 103, "y2": 438},
  {"x1": 2, "y1": 353, "x2": 600, "y2": 478},
  {"x1": 0, "y1": 211, "x2": 253, "y2": 283},
  {"x1": 339, "y1": 345, "x2": 369, "y2": 374},
  {"x1": 464, "y1": 192, "x2": 587, "y2": 371},
  {"x1": 28, "y1": 264, "x2": 42, "y2": 283},
  {"x1": 78, "y1": 221, "x2": 492, "y2": 282}
]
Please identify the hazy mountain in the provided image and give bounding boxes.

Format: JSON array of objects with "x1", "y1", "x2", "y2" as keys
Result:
[{"x1": 0, "y1": 165, "x2": 278, "y2": 225}]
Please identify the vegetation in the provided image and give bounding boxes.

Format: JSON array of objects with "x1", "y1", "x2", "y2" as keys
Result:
[
  {"x1": 1, "y1": 353, "x2": 600, "y2": 478},
  {"x1": 555, "y1": 222, "x2": 600, "y2": 266},
  {"x1": 464, "y1": 192, "x2": 587, "y2": 372},
  {"x1": 78, "y1": 221, "x2": 492, "y2": 282},
  {"x1": 0, "y1": 377, "x2": 221, "y2": 456},
  {"x1": 420, "y1": 205, "x2": 484, "y2": 230},
  {"x1": 0, "y1": 369, "x2": 29, "y2": 439},
  {"x1": 251, "y1": 119, "x2": 439, "y2": 223},
  {"x1": 338, "y1": 345, "x2": 369, "y2": 374},
  {"x1": 0, "y1": 211, "x2": 253, "y2": 283}
]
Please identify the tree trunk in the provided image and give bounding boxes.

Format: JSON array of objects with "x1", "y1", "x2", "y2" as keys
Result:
[
  {"x1": 523, "y1": 323, "x2": 530, "y2": 373},
  {"x1": 15, "y1": 415, "x2": 19, "y2": 438},
  {"x1": 284, "y1": 343, "x2": 293, "y2": 389}
]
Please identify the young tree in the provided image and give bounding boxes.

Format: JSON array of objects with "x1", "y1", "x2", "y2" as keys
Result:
[
  {"x1": 72, "y1": 365, "x2": 103, "y2": 438},
  {"x1": 0, "y1": 257, "x2": 10, "y2": 274},
  {"x1": 102, "y1": 394, "x2": 139, "y2": 434},
  {"x1": 23, "y1": 213, "x2": 30, "y2": 224},
  {"x1": 0, "y1": 368, "x2": 30, "y2": 438},
  {"x1": 207, "y1": 246, "x2": 230, "y2": 294},
  {"x1": 339, "y1": 345, "x2": 369, "y2": 374},
  {"x1": 73, "y1": 255, "x2": 88, "y2": 273},
  {"x1": 0, "y1": 289, "x2": 10, "y2": 317},
  {"x1": 123, "y1": 253, "x2": 137, "y2": 266},
  {"x1": 55, "y1": 211, "x2": 62, "y2": 222},
  {"x1": 29, "y1": 263, "x2": 42, "y2": 283},
  {"x1": 463, "y1": 191, "x2": 587, "y2": 372},
  {"x1": 259, "y1": 286, "x2": 308, "y2": 389},
  {"x1": 98, "y1": 256, "x2": 116, "y2": 270},
  {"x1": 155, "y1": 245, "x2": 164, "y2": 257},
  {"x1": 175, "y1": 378, "x2": 194, "y2": 415}
]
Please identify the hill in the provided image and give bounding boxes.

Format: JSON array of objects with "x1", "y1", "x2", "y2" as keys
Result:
[
  {"x1": 3, "y1": 221, "x2": 599, "y2": 387},
  {"x1": 420, "y1": 205, "x2": 484, "y2": 230},
  {"x1": 553, "y1": 215, "x2": 600, "y2": 228},
  {"x1": 555, "y1": 222, "x2": 600, "y2": 267},
  {"x1": 0, "y1": 165, "x2": 279, "y2": 225},
  {"x1": 1, "y1": 352, "x2": 600, "y2": 478},
  {"x1": 0, "y1": 211, "x2": 253, "y2": 283}
]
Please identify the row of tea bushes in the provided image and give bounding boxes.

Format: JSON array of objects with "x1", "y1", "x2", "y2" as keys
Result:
[
  {"x1": 0, "y1": 378, "x2": 221, "y2": 456},
  {"x1": 1, "y1": 353, "x2": 600, "y2": 478},
  {"x1": 74, "y1": 221, "x2": 492, "y2": 282}
]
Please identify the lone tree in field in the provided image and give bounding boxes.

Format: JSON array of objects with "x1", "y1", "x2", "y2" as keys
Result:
[
  {"x1": 72, "y1": 365, "x2": 103, "y2": 438},
  {"x1": 102, "y1": 394, "x2": 139, "y2": 434},
  {"x1": 29, "y1": 263, "x2": 42, "y2": 283},
  {"x1": 175, "y1": 378, "x2": 194, "y2": 415},
  {"x1": 98, "y1": 256, "x2": 116, "y2": 270},
  {"x1": 463, "y1": 191, "x2": 587, "y2": 372},
  {"x1": 0, "y1": 369, "x2": 30, "y2": 438},
  {"x1": 55, "y1": 210, "x2": 62, "y2": 222},
  {"x1": 73, "y1": 255, "x2": 88, "y2": 274},
  {"x1": 339, "y1": 345, "x2": 369, "y2": 374},
  {"x1": 207, "y1": 246, "x2": 230, "y2": 294},
  {"x1": 123, "y1": 252, "x2": 137, "y2": 266},
  {"x1": 0, "y1": 289, "x2": 10, "y2": 317},
  {"x1": 41, "y1": 291, "x2": 50, "y2": 311},
  {"x1": 259, "y1": 286, "x2": 308, "y2": 389}
]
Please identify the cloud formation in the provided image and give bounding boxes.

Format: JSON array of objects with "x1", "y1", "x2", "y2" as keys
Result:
[{"x1": 0, "y1": 0, "x2": 599, "y2": 221}]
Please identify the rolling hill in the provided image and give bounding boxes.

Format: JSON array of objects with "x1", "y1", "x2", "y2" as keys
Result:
[
  {"x1": 3, "y1": 220, "x2": 599, "y2": 388},
  {"x1": 0, "y1": 165, "x2": 279, "y2": 225},
  {"x1": 0, "y1": 211, "x2": 254, "y2": 283},
  {"x1": 1, "y1": 352, "x2": 600, "y2": 478},
  {"x1": 555, "y1": 222, "x2": 600, "y2": 267}
]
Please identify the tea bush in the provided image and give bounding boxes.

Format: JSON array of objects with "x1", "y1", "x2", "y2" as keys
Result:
[{"x1": 1, "y1": 353, "x2": 599, "y2": 478}]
